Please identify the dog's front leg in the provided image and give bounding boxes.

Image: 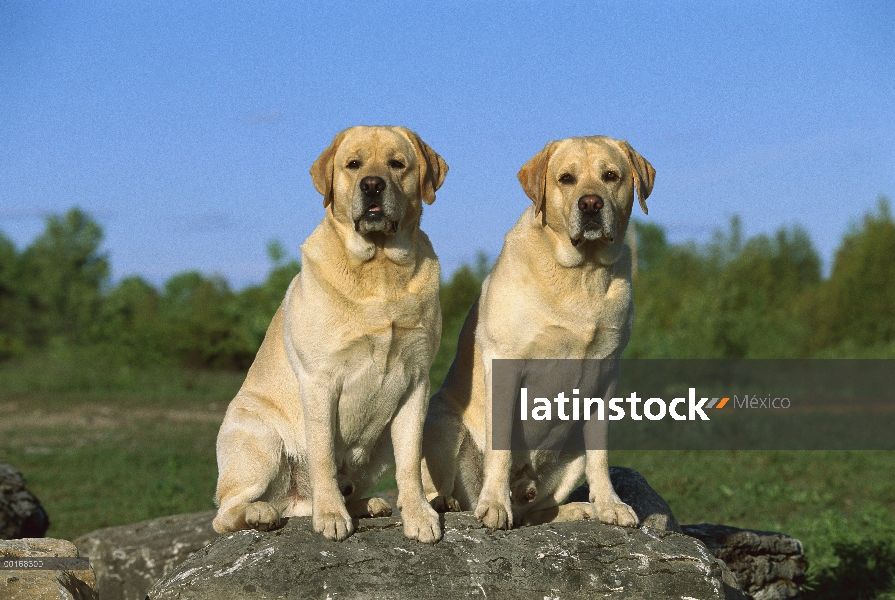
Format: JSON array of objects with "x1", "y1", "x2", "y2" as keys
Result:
[
  {"x1": 392, "y1": 376, "x2": 442, "y2": 543},
  {"x1": 302, "y1": 388, "x2": 354, "y2": 541},
  {"x1": 421, "y1": 396, "x2": 465, "y2": 512},
  {"x1": 583, "y1": 429, "x2": 638, "y2": 528},
  {"x1": 582, "y1": 361, "x2": 637, "y2": 527},
  {"x1": 474, "y1": 358, "x2": 514, "y2": 530}
]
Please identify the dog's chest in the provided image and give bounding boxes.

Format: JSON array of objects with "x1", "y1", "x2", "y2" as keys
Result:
[
  {"x1": 572, "y1": 296, "x2": 631, "y2": 359},
  {"x1": 489, "y1": 272, "x2": 631, "y2": 359},
  {"x1": 334, "y1": 323, "x2": 430, "y2": 441},
  {"x1": 358, "y1": 292, "x2": 432, "y2": 331}
]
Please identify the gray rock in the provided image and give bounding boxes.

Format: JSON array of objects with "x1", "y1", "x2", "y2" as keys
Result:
[
  {"x1": 681, "y1": 523, "x2": 806, "y2": 600},
  {"x1": 0, "y1": 463, "x2": 49, "y2": 540},
  {"x1": 147, "y1": 513, "x2": 746, "y2": 600},
  {"x1": 0, "y1": 537, "x2": 98, "y2": 599},
  {"x1": 73, "y1": 468, "x2": 802, "y2": 600},
  {"x1": 566, "y1": 466, "x2": 683, "y2": 532},
  {"x1": 73, "y1": 510, "x2": 218, "y2": 600}
]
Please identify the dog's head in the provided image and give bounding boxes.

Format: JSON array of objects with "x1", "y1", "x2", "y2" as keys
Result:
[
  {"x1": 310, "y1": 126, "x2": 448, "y2": 237},
  {"x1": 517, "y1": 136, "x2": 654, "y2": 261}
]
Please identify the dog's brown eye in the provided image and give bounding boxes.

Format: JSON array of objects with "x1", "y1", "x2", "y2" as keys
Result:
[
  {"x1": 603, "y1": 170, "x2": 619, "y2": 182},
  {"x1": 389, "y1": 159, "x2": 405, "y2": 169},
  {"x1": 559, "y1": 173, "x2": 576, "y2": 185},
  {"x1": 346, "y1": 160, "x2": 361, "y2": 169}
]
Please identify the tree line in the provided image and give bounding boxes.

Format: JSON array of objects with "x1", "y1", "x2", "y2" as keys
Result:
[
  {"x1": 1, "y1": 199, "x2": 893, "y2": 381},
  {"x1": 626, "y1": 198, "x2": 895, "y2": 359}
]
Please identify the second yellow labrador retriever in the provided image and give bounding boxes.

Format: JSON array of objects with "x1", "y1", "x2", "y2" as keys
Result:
[
  {"x1": 214, "y1": 126, "x2": 448, "y2": 543},
  {"x1": 421, "y1": 135, "x2": 654, "y2": 530}
]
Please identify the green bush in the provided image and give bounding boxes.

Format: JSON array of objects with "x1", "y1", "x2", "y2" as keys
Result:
[
  {"x1": 625, "y1": 216, "x2": 857, "y2": 359},
  {"x1": 431, "y1": 252, "x2": 490, "y2": 390},
  {"x1": 814, "y1": 198, "x2": 895, "y2": 352},
  {"x1": 1, "y1": 201, "x2": 894, "y2": 369}
]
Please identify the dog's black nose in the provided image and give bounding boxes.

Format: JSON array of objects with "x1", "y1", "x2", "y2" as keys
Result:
[
  {"x1": 340, "y1": 483, "x2": 354, "y2": 497},
  {"x1": 360, "y1": 176, "x2": 386, "y2": 198},
  {"x1": 578, "y1": 195, "x2": 604, "y2": 213}
]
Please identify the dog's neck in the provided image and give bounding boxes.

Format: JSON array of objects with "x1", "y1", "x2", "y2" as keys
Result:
[
  {"x1": 530, "y1": 208, "x2": 625, "y2": 269},
  {"x1": 300, "y1": 217, "x2": 437, "y2": 304},
  {"x1": 326, "y1": 215, "x2": 419, "y2": 268},
  {"x1": 301, "y1": 217, "x2": 421, "y2": 287}
]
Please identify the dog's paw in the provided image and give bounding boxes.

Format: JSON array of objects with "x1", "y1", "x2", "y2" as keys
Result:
[
  {"x1": 313, "y1": 505, "x2": 355, "y2": 541},
  {"x1": 367, "y1": 497, "x2": 393, "y2": 518},
  {"x1": 474, "y1": 496, "x2": 513, "y2": 530},
  {"x1": 531, "y1": 501, "x2": 597, "y2": 526},
  {"x1": 565, "y1": 501, "x2": 598, "y2": 521},
  {"x1": 592, "y1": 497, "x2": 638, "y2": 527},
  {"x1": 401, "y1": 502, "x2": 442, "y2": 544},
  {"x1": 245, "y1": 501, "x2": 282, "y2": 531},
  {"x1": 345, "y1": 496, "x2": 392, "y2": 518},
  {"x1": 430, "y1": 495, "x2": 461, "y2": 513}
]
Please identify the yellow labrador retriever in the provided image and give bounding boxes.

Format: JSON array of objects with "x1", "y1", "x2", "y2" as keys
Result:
[
  {"x1": 421, "y1": 135, "x2": 654, "y2": 530},
  {"x1": 214, "y1": 126, "x2": 448, "y2": 543}
]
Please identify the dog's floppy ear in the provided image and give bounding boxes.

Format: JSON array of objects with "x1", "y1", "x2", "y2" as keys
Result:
[
  {"x1": 619, "y1": 140, "x2": 655, "y2": 215},
  {"x1": 409, "y1": 132, "x2": 448, "y2": 205},
  {"x1": 310, "y1": 130, "x2": 348, "y2": 208},
  {"x1": 517, "y1": 142, "x2": 556, "y2": 216}
]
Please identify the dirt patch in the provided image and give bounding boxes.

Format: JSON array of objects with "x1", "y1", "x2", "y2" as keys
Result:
[
  {"x1": 0, "y1": 402, "x2": 226, "y2": 432},
  {"x1": 0, "y1": 401, "x2": 227, "y2": 452}
]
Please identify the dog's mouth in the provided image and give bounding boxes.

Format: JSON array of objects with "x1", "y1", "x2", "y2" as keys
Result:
[
  {"x1": 353, "y1": 202, "x2": 399, "y2": 234},
  {"x1": 570, "y1": 221, "x2": 613, "y2": 247}
]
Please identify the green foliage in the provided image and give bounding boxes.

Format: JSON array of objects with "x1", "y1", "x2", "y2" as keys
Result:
[
  {"x1": 0, "y1": 231, "x2": 26, "y2": 359},
  {"x1": 18, "y1": 208, "x2": 110, "y2": 345},
  {"x1": 709, "y1": 226, "x2": 821, "y2": 358},
  {"x1": 805, "y1": 539, "x2": 895, "y2": 600},
  {"x1": 627, "y1": 218, "x2": 824, "y2": 358},
  {"x1": 229, "y1": 244, "x2": 302, "y2": 360},
  {"x1": 431, "y1": 252, "x2": 490, "y2": 390},
  {"x1": 97, "y1": 276, "x2": 164, "y2": 362},
  {"x1": 146, "y1": 245, "x2": 301, "y2": 369},
  {"x1": 814, "y1": 198, "x2": 895, "y2": 352},
  {"x1": 157, "y1": 271, "x2": 240, "y2": 368},
  {"x1": 0, "y1": 347, "x2": 244, "y2": 406},
  {"x1": 632, "y1": 219, "x2": 669, "y2": 272},
  {"x1": 0, "y1": 207, "x2": 302, "y2": 369},
  {"x1": 1, "y1": 201, "x2": 894, "y2": 369},
  {"x1": 2, "y1": 408, "x2": 221, "y2": 538}
]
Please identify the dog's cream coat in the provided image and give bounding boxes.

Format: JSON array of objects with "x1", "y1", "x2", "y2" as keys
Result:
[
  {"x1": 214, "y1": 126, "x2": 448, "y2": 543},
  {"x1": 421, "y1": 136, "x2": 655, "y2": 529}
]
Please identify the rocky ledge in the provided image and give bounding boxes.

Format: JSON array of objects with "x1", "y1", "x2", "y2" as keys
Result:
[
  {"x1": 147, "y1": 513, "x2": 746, "y2": 600},
  {"x1": 72, "y1": 467, "x2": 805, "y2": 600}
]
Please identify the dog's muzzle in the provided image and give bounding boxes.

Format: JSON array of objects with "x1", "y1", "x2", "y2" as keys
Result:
[
  {"x1": 570, "y1": 194, "x2": 613, "y2": 246},
  {"x1": 353, "y1": 176, "x2": 399, "y2": 234}
]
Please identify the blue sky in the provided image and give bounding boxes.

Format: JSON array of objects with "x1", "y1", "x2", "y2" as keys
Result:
[{"x1": 2, "y1": 1, "x2": 893, "y2": 287}]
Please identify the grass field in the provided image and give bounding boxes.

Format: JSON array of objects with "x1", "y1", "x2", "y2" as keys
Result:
[{"x1": 1, "y1": 353, "x2": 893, "y2": 599}]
